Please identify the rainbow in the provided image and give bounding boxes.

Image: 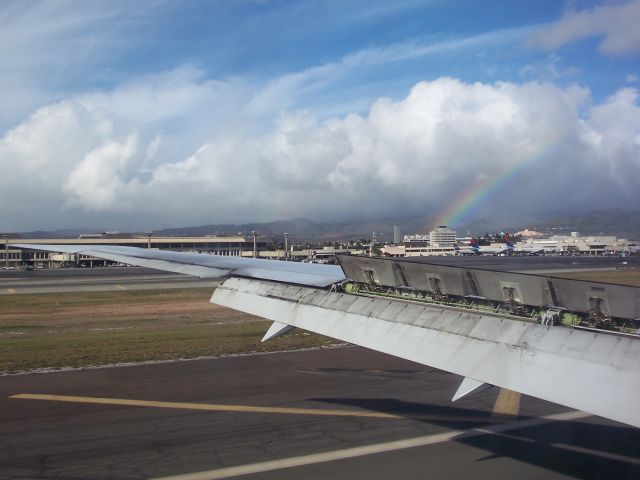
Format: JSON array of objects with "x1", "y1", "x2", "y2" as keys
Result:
[{"x1": 434, "y1": 141, "x2": 562, "y2": 229}]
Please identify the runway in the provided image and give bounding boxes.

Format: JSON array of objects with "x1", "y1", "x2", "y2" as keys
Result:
[
  {"x1": 401, "y1": 254, "x2": 640, "y2": 273},
  {"x1": 0, "y1": 267, "x2": 219, "y2": 294},
  {"x1": 1, "y1": 255, "x2": 636, "y2": 295},
  {"x1": 1, "y1": 347, "x2": 639, "y2": 479}
]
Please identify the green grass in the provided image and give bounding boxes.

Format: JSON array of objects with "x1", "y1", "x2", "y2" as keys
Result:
[
  {"x1": 552, "y1": 268, "x2": 640, "y2": 286},
  {"x1": 0, "y1": 288, "x2": 210, "y2": 309},
  {"x1": 0, "y1": 322, "x2": 335, "y2": 373},
  {"x1": 0, "y1": 288, "x2": 337, "y2": 373}
]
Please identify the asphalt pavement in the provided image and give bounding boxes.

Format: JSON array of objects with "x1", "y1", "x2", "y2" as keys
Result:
[
  {"x1": 1, "y1": 256, "x2": 637, "y2": 295},
  {"x1": 1, "y1": 347, "x2": 638, "y2": 480},
  {"x1": 0, "y1": 267, "x2": 218, "y2": 294},
  {"x1": 400, "y1": 254, "x2": 640, "y2": 272}
]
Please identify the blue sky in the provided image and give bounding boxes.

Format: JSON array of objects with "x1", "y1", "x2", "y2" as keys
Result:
[
  {"x1": 4, "y1": 0, "x2": 637, "y2": 125},
  {"x1": 1, "y1": 0, "x2": 639, "y2": 230}
]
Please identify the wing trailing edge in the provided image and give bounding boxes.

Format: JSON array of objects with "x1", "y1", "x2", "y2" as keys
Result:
[{"x1": 212, "y1": 277, "x2": 640, "y2": 429}]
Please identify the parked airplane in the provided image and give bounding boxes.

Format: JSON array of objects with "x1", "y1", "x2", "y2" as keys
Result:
[
  {"x1": 13, "y1": 243, "x2": 640, "y2": 429},
  {"x1": 454, "y1": 239, "x2": 513, "y2": 255},
  {"x1": 502, "y1": 235, "x2": 547, "y2": 256},
  {"x1": 453, "y1": 243, "x2": 478, "y2": 255}
]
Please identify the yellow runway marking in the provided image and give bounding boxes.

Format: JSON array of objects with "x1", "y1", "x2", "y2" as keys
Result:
[
  {"x1": 150, "y1": 410, "x2": 591, "y2": 480},
  {"x1": 492, "y1": 388, "x2": 521, "y2": 416},
  {"x1": 6, "y1": 288, "x2": 16, "y2": 294},
  {"x1": 115, "y1": 285, "x2": 126, "y2": 290},
  {"x1": 10, "y1": 393, "x2": 504, "y2": 424},
  {"x1": 10, "y1": 394, "x2": 400, "y2": 419}
]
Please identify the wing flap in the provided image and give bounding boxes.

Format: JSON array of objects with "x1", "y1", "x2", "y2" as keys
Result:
[
  {"x1": 452, "y1": 377, "x2": 491, "y2": 402},
  {"x1": 261, "y1": 321, "x2": 296, "y2": 342},
  {"x1": 212, "y1": 277, "x2": 640, "y2": 429}
]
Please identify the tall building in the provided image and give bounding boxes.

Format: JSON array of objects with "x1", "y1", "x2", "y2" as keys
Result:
[
  {"x1": 429, "y1": 225, "x2": 456, "y2": 247},
  {"x1": 393, "y1": 225, "x2": 401, "y2": 244}
]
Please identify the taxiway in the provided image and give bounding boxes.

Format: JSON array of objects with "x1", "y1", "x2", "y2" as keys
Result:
[
  {"x1": 1, "y1": 347, "x2": 638, "y2": 479},
  {"x1": 0, "y1": 267, "x2": 218, "y2": 294}
]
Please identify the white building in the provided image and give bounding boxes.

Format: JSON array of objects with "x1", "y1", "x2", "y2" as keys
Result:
[
  {"x1": 429, "y1": 226, "x2": 457, "y2": 247},
  {"x1": 1, "y1": 235, "x2": 272, "y2": 269},
  {"x1": 516, "y1": 234, "x2": 632, "y2": 255}
]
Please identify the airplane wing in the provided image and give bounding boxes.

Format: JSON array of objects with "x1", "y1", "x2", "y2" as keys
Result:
[
  {"x1": 13, "y1": 244, "x2": 640, "y2": 429},
  {"x1": 11, "y1": 244, "x2": 345, "y2": 287}
]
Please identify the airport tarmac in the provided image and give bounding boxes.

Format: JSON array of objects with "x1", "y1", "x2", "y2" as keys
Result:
[
  {"x1": 401, "y1": 254, "x2": 640, "y2": 273},
  {"x1": 1, "y1": 347, "x2": 638, "y2": 480},
  {"x1": 1, "y1": 255, "x2": 637, "y2": 295},
  {"x1": 0, "y1": 267, "x2": 219, "y2": 294}
]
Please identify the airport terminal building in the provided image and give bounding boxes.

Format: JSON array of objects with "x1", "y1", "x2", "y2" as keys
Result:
[
  {"x1": 1, "y1": 235, "x2": 273, "y2": 269},
  {"x1": 515, "y1": 233, "x2": 637, "y2": 256}
]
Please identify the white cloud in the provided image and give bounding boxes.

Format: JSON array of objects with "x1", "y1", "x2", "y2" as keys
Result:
[
  {"x1": 580, "y1": 88, "x2": 640, "y2": 194},
  {"x1": 529, "y1": 0, "x2": 640, "y2": 55},
  {"x1": 64, "y1": 134, "x2": 140, "y2": 210},
  {"x1": 519, "y1": 54, "x2": 582, "y2": 80},
  {"x1": 1, "y1": 77, "x2": 638, "y2": 231},
  {"x1": 342, "y1": 26, "x2": 535, "y2": 68}
]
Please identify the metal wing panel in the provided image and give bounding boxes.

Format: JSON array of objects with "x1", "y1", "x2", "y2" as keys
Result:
[
  {"x1": 12, "y1": 244, "x2": 345, "y2": 287},
  {"x1": 338, "y1": 256, "x2": 640, "y2": 318},
  {"x1": 212, "y1": 277, "x2": 640, "y2": 428},
  {"x1": 79, "y1": 251, "x2": 229, "y2": 278}
]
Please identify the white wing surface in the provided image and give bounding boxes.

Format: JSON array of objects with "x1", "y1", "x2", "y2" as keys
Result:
[
  {"x1": 11, "y1": 244, "x2": 345, "y2": 287},
  {"x1": 213, "y1": 277, "x2": 640, "y2": 429}
]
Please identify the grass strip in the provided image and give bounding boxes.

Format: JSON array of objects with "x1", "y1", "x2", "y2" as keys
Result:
[
  {"x1": 0, "y1": 321, "x2": 335, "y2": 373},
  {"x1": 552, "y1": 268, "x2": 640, "y2": 286},
  {"x1": 0, "y1": 288, "x2": 335, "y2": 373}
]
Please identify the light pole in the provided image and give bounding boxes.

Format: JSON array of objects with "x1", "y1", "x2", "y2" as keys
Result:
[
  {"x1": 284, "y1": 232, "x2": 288, "y2": 261},
  {"x1": 251, "y1": 231, "x2": 257, "y2": 258},
  {"x1": 3, "y1": 235, "x2": 8, "y2": 269}
]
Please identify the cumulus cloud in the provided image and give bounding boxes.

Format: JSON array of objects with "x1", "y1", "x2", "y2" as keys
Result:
[
  {"x1": 580, "y1": 88, "x2": 640, "y2": 193},
  {"x1": 0, "y1": 77, "x2": 639, "y2": 231},
  {"x1": 64, "y1": 134, "x2": 140, "y2": 210},
  {"x1": 529, "y1": 0, "x2": 640, "y2": 55}
]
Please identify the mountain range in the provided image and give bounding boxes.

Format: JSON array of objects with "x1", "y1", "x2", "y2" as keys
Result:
[{"x1": 15, "y1": 209, "x2": 640, "y2": 242}]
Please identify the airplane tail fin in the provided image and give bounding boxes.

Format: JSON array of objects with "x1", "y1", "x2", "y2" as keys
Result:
[{"x1": 503, "y1": 234, "x2": 515, "y2": 250}]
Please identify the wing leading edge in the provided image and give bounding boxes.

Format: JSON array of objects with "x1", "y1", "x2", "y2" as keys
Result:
[{"x1": 11, "y1": 244, "x2": 345, "y2": 287}]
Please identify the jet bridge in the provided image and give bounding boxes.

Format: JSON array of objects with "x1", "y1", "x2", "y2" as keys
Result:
[{"x1": 336, "y1": 256, "x2": 640, "y2": 334}]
